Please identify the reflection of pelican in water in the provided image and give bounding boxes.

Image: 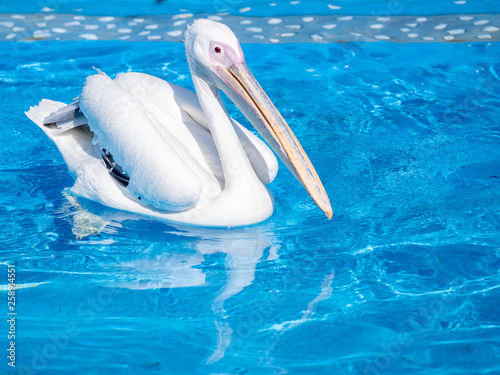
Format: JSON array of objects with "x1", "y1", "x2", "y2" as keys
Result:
[
  {"x1": 113, "y1": 226, "x2": 333, "y2": 365},
  {"x1": 97, "y1": 214, "x2": 279, "y2": 363},
  {"x1": 66, "y1": 201, "x2": 333, "y2": 365}
]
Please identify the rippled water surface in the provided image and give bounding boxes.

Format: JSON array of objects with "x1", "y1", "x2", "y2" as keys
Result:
[
  {"x1": 3, "y1": 0, "x2": 500, "y2": 16},
  {"x1": 1, "y1": 38, "x2": 500, "y2": 374}
]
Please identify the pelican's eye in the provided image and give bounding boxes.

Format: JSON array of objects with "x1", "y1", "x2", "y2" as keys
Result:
[{"x1": 214, "y1": 46, "x2": 222, "y2": 54}]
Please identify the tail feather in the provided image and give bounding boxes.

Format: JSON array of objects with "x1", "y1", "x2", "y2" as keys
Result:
[
  {"x1": 25, "y1": 98, "x2": 120, "y2": 209},
  {"x1": 25, "y1": 98, "x2": 98, "y2": 169},
  {"x1": 43, "y1": 100, "x2": 81, "y2": 125},
  {"x1": 52, "y1": 115, "x2": 89, "y2": 135},
  {"x1": 26, "y1": 99, "x2": 88, "y2": 135},
  {"x1": 25, "y1": 99, "x2": 66, "y2": 130}
]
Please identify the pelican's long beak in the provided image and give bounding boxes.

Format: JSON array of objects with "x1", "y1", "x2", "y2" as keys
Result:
[{"x1": 217, "y1": 62, "x2": 333, "y2": 219}]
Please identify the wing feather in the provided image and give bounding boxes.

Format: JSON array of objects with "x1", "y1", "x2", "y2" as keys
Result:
[
  {"x1": 80, "y1": 72, "x2": 201, "y2": 211},
  {"x1": 114, "y1": 72, "x2": 278, "y2": 185}
]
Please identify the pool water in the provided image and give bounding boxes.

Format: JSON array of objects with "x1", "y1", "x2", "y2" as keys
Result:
[
  {"x1": 1, "y1": 0, "x2": 499, "y2": 17},
  {"x1": 1, "y1": 3, "x2": 500, "y2": 375}
]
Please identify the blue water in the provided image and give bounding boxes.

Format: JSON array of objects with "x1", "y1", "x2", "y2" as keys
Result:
[
  {"x1": 2, "y1": 0, "x2": 500, "y2": 17},
  {"x1": 1, "y1": 33, "x2": 500, "y2": 375}
]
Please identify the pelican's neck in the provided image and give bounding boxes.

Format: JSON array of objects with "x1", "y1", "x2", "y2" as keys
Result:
[{"x1": 192, "y1": 73, "x2": 254, "y2": 187}]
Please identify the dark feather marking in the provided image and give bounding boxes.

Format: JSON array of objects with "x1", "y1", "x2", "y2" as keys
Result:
[
  {"x1": 43, "y1": 101, "x2": 82, "y2": 125},
  {"x1": 102, "y1": 149, "x2": 130, "y2": 187}
]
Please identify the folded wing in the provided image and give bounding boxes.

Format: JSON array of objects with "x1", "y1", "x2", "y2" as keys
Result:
[{"x1": 80, "y1": 71, "x2": 202, "y2": 211}]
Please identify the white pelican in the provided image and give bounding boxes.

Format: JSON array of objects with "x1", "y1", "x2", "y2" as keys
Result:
[{"x1": 26, "y1": 19, "x2": 332, "y2": 227}]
